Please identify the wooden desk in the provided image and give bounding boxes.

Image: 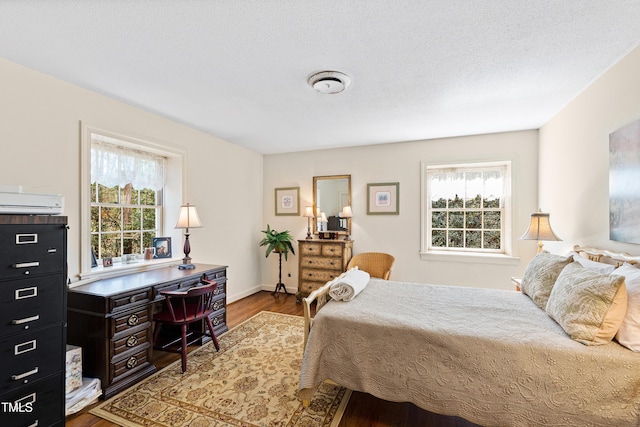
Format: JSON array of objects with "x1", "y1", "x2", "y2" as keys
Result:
[{"x1": 67, "y1": 264, "x2": 227, "y2": 399}]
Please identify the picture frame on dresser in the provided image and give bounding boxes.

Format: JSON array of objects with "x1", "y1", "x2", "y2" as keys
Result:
[{"x1": 275, "y1": 187, "x2": 300, "y2": 216}]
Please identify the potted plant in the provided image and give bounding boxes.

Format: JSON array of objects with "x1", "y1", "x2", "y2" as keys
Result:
[
  {"x1": 259, "y1": 225, "x2": 296, "y2": 295},
  {"x1": 259, "y1": 224, "x2": 296, "y2": 260}
]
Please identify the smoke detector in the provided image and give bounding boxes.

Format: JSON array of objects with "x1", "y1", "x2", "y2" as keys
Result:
[{"x1": 308, "y1": 71, "x2": 351, "y2": 94}]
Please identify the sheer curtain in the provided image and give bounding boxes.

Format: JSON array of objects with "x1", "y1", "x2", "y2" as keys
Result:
[{"x1": 91, "y1": 140, "x2": 165, "y2": 190}]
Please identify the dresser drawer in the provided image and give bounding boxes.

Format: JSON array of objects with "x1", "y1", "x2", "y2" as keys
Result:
[
  {"x1": 0, "y1": 325, "x2": 63, "y2": 395},
  {"x1": 0, "y1": 372, "x2": 64, "y2": 427},
  {"x1": 109, "y1": 288, "x2": 152, "y2": 314},
  {"x1": 299, "y1": 280, "x2": 324, "y2": 294},
  {"x1": 300, "y1": 256, "x2": 343, "y2": 270},
  {"x1": 300, "y1": 242, "x2": 322, "y2": 256},
  {"x1": 112, "y1": 327, "x2": 150, "y2": 359},
  {"x1": 0, "y1": 275, "x2": 64, "y2": 337},
  {"x1": 111, "y1": 346, "x2": 152, "y2": 384},
  {"x1": 111, "y1": 306, "x2": 151, "y2": 337},
  {"x1": 300, "y1": 268, "x2": 341, "y2": 283},
  {"x1": 0, "y1": 224, "x2": 65, "y2": 280},
  {"x1": 321, "y1": 243, "x2": 343, "y2": 257}
]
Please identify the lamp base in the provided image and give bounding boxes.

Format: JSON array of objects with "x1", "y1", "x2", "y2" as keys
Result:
[{"x1": 178, "y1": 263, "x2": 196, "y2": 270}]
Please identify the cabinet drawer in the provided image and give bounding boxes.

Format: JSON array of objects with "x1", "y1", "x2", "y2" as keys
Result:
[
  {"x1": 209, "y1": 310, "x2": 226, "y2": 329},
  {"x1": 300, "y1": 243, "x2": 321, "y2": 256},
  {"x1": 111, "y1": 346, "x2": 152, "y2": 384},
  {"x1": 0, "y1": 325, "x2": 63, "y2": 395},
  {"x1": 109, "y1": 288, "x2": 152, "y2": 314},
  {"x1": 321, "y1": 243, "x2": 343, "y2": 257},
  {"x1": 300, "y1": 256, "x2": 342, "y2": 270},
  {"x1": 0, "y1": 224, "x2": 65, "y2": 280},
  {"x1": 299, "y1": 280, "x2": 324, "y2": 294},
  {"x1": 112, "y1": 327, "x2": 150, "y2": 359},
  {"x1": 0, "y1": 275, "x2": 64, "y2": 337},
  {"x1": 0, "y1": 372, "x2": 64, "y2": 427},
  {"x1": 300, "y1": 268, "x2": 341, "y2": 283},
  {"x1": 111, "y1": 306, "x2": 151, "y2": 337}
]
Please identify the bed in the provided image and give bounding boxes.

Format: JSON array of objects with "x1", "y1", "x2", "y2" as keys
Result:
[{"x1": 298, "y1": 246, "x2": 640, "y2": 427}]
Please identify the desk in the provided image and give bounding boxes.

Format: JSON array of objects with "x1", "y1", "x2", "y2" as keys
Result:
[{"x1": 67, "y1": 264, "x2": 227, "y2": 399}]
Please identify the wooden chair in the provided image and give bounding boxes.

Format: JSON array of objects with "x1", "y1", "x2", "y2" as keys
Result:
[
  {"x1": 346, "y1": 252, "x2": 395, "y2": 280},
  {"x1": 152, "y1": 280, "x2": 220, "y2": 373}
]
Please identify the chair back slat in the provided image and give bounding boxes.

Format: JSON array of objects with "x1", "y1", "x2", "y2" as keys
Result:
[{"x1": 160, "y1": 281, "x2": 218, "y2": 322}]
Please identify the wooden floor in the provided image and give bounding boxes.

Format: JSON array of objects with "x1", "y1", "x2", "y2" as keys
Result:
[{"x1": 65, "y1": 291, "x2": 479, "y2": 427}]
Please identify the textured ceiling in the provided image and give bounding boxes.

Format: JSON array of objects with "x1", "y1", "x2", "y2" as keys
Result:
[{"x1": 2, "y1": 1, "x2": 640, "y2": 154}]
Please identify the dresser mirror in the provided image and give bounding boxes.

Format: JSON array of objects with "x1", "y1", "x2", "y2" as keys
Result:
[{"x1": 313, "y1": 174, "x2": 351, "y2": 236}]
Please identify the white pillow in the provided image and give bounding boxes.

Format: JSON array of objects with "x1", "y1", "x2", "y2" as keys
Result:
[
  {"x1": 613, "y1": 263, "x2": 640, "y2": 351},
  {"x1": 567, "y1": 251, "x2": 616, "y2": 275}
]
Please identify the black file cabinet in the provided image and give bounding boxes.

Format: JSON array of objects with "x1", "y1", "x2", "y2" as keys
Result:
[{"x1": 0, "y1": 215, "x2": 67, "y2": 427}]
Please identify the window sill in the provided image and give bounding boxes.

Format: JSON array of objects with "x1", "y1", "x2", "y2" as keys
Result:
[
  {"x1": 420, "y1": 251, "x2": 520, "y2": 266},
  {"x1": 73, "y1": 258, "x2": 182, "y2": 288}
]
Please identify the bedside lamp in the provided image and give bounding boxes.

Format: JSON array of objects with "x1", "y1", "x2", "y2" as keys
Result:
[
  {"x1": 342, "y1": 205, "x2": 352, "y2": 241},
  {"x1": 175, "y1": 203, "x2": 203, "y2": 269},
  {"x1": 303, "y1": 206, "x2": 315, "y2": 239},
  {"x1": 320, "y1": 212, "x2": 328, "y2": 231},
  {"x1": 519, "y1": 209, "x2": 561, "y2": 253}
]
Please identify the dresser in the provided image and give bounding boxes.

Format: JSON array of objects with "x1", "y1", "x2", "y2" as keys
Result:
[
  {"x1": 0, "y1": 214, "x2": 68, "y2": 427},
  {"x1": 67, "y1": 264, "x2": 227, "y2": 399},
  {"x1": 297, "y1": 239, "x2": 353, "y2": 301}
]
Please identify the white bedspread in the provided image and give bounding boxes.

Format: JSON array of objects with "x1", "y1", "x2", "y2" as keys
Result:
[{"x1": 299, "y1": 279, "x2": 640, "y2": 427}]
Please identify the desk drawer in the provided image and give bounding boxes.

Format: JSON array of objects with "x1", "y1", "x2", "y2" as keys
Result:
[
  {"x1": 111, "y1": 306, "x2": 151, "y2": 337},
  {"x1": 0, "y1": 325, "x2": 63, "y2": 395},
  {"x1": 0, "y1": 372, "x2": 64, "y2": 427},
  {"x1": 109, "y1": 288, "x2": 152, "y2": 314},
  {"x1": 0, "y1": 224, "x2": 65, "y2": 280},
  {"x1": 111, "y1": 346, "x2": 152, "y2": 384},
  {"x1": 112, "y1": 327, "x2": 150, "y2": 359},
  {"x1": 0, "y1": 275, "x2": 64, "y2": 337}
]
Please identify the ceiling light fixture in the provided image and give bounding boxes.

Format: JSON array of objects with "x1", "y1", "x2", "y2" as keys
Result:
[{"x1": 308, "y1": 71, "x2": 351, "y2": 94}]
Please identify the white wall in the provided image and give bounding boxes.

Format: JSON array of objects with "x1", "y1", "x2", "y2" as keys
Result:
[
  {"x1": 263, "y1": 130, "x2": 539, "y2": 290},
  {"x1": 539, "y1": 44, "x2": 640, "y2": 256},
  {"x1": 0, "y1": 58, "x2": 264, "y2": 303}
]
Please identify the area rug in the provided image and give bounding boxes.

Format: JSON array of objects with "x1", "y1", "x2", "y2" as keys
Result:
[{"x1": 91, "y1": 311, "x2": 350, "y2": 426}]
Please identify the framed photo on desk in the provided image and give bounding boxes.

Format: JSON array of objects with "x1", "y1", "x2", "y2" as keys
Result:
[{"x1": 153, "y1": 237, "x2": 172, "y2": 258}]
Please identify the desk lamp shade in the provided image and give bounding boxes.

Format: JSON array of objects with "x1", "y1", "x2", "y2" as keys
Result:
[
  {"x1": 175, "y1": 203, "x2": 203, "y2": 269},
  {"x1": 519, "y1": 209, "x2": 561, "y2": 253}
]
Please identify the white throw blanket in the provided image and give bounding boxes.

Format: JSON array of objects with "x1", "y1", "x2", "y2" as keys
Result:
[{"x1": 328, "y1": 268, "x2": 370, "y2": 301}]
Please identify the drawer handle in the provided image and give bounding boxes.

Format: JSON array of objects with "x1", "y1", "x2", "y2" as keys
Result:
[
  {"x1": 47, "y1": 247, "x2": 57, "y2": 253},
  {"x1": 126, "y1": 335, "x2": 138, "y2": 347},
  {"x1": 213, "y1": 317, "x2": 220, "y2": 325},
  {"x1": 127, "y1": 314, "x2": 139, "y2": 326},
  {"x1": 12, "y1": 367, "x2": 39, "y2": 381},
  {"x1": 126, "y1": 356, "x2": 138, "y2": 369},
  {"x1": 16, "y1": 233, "x2": 38, "y2": 244},
  {"x1": 12, "y1": 315, "x2": 39, "y2": 325},
  {"x1": 129, "y1": 295, "x2": 137, "y2": 303},
  {"x1": 15, "y1": 286, "x2": 38, "y2": 300},
  {"x1": 15, "y1": 339, "x2": 37, "y2": 355},
  {"x1": 13, "y1": 261, "x2": 40, "y2": 269},
  {"x1": 213, "y1": 301, "x2": 223, "y2": 310}
]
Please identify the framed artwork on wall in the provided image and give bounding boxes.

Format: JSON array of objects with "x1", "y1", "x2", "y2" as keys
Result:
[
  {"x1": 275, "y1": 187, "x2": 300, "y2": 216},
  {"x1": 610, "y1": 118, "x2": 640, "y2": 244},
  {"x1": 367, "y1": 182, "x2": 399, "y2": 215},
  {"x1": 152, "y1": 237, "x2": 172, "y2": 258}
]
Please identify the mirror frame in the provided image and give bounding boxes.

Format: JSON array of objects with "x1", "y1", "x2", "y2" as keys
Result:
[{"x1": 313, "y1": 174, "x2": 351, "y2": 236}]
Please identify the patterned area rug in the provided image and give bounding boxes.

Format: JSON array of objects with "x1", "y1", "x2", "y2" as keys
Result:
[{"x1": 91, "y1": 311, "x2": 350, "y2": 426}]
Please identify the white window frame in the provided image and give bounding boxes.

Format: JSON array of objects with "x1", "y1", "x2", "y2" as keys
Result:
[
  {"x1": 421, "y1": 160, "x2": 515, "y2": 263},
  {"x1": 79, "y1": 123, "x2": 185, "y2": 280}
]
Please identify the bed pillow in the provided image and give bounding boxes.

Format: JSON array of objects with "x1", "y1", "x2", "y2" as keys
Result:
[
  {"x1": 567, "y1": 251, "x2": 616, "y2": 275},
  {"x1": 613, "y1": 263, "x2": 640, "y2": 351},
  {"x1": 520, "y1": 251, "x2": 573, "y2": 310},
  {"x1": 546, "y1": 262, "x2": 627, "y2": 345}
]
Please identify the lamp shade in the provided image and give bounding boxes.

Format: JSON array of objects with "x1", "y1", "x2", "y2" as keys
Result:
[
  {"x1": 320, "y1": 212, "x2": 328, "y2": 222},
  {"x1": 342, "y1": 205, "x2": 352, "y2": 218},
  {"x1": 175, "y1": 203, "x2": 203, "y2": 229},
  {"x1": 519, "y1": 210, "x2": 561, "y2": 242},
  {"x1": 303, "y1": 206, "x2": 315, "y2": 218}
]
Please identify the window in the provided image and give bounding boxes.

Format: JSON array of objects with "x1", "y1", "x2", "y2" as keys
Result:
[
  {"x1": 422, "y1": 161, "x2": 511, "y2": 255},
  {"x1": 90, "y1": 139, "x2": 165, "y2": 261},
  {"x1": 80, "y1": 123, "x2": 184, "y2": 277}
]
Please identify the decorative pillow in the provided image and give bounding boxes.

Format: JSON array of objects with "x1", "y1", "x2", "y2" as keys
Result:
[
  {"x1": 546, "y1": 262, "x2": 627, "y2": 345},
  {"x1": 520, "y1": 251, "x2": 573, "y2": 310},
  {"x1": 613, "y1": 263, "x2": 640, "y2": 351},
  {"x1": 567, "y1": 251, "x2": 616, "y2": 275}
]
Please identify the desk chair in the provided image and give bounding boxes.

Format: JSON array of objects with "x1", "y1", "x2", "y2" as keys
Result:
[{"x1": 153, "y1": 280, "x2": 220, "y2": 373}]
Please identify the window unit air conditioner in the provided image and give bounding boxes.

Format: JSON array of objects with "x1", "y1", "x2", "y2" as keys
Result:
[{"x1": 0, "y1": 189, "x2": 64, "y2": 215}]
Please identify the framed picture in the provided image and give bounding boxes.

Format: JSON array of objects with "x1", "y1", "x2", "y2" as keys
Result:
[
  {"x1": 275, "y1": 187, "x2": 300, "y2": 216},
  {"x1": 367, "y1": 182, "x2": 399, "y2": 215},
  {"x1": 152, "y1": 237, "x2": 172, "y2": 259}
]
